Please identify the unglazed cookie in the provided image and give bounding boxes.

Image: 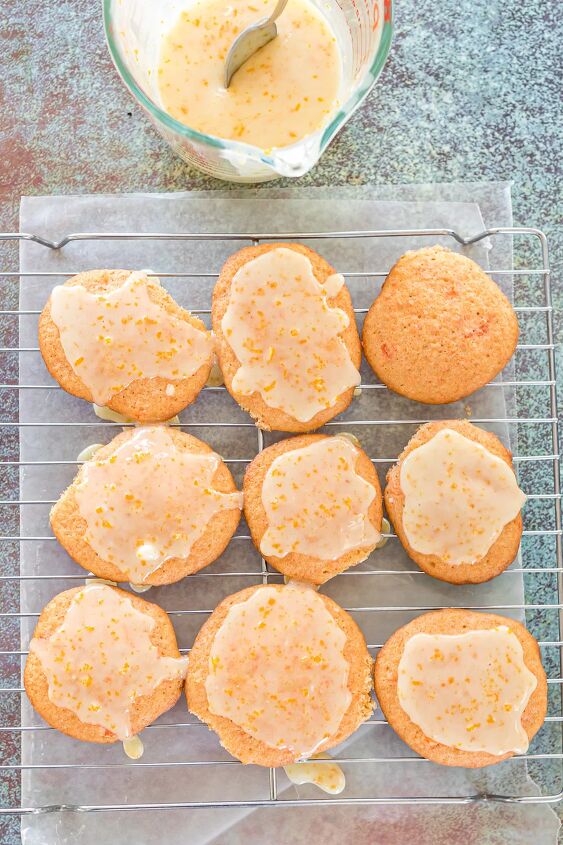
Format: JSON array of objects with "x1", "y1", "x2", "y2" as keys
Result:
[
  {"x1": 212, "y1": 243, "x2": 361, "y2": 432},
  {"x1": 362, "y1": 246, "x2": 519, "y2": 404},
  {"x1": 24, "y1": 584, "x2": 187, "y2": 743},
  {"x1": 385, "y1": 420, "x2": 525, "y2": 584},
  {"x1": 39, "y1": 269, "x2": 215, "y2": 422},
  {"x1": 374, "y1": 609, "x2": 547, "y2": 767},
  {"x1": 243, "y1": 434, "x2": 383, "y2": 584},
  {"x1": 186, "y1": 582, "x2": 374, "y2": 766},
  {"x1": 50, "y1": 427, "x2": 242, "y2": 586}
]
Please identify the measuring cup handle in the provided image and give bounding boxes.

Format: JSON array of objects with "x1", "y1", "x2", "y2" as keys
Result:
[{"x1": 268, "y1": 0, "x2": 289, "y2": 23}]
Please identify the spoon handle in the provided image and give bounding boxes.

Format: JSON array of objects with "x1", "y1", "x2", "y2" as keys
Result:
[{"x1": 268, "y1": 0, "x2": 289, "y2": 23}]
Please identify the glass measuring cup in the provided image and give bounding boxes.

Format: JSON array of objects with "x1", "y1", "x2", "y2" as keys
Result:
[{"x1": 103, "y1": 0, "x2": 393, "y2": 182}]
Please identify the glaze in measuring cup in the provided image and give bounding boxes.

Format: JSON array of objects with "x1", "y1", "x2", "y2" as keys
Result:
[{"x1": 103, "y1": 0, "x2": 393, "y2": 182}]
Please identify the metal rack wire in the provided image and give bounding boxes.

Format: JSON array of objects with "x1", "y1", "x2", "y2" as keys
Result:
[{"x1": 0, "y1": 224, "x2": 561, "y2": 817}]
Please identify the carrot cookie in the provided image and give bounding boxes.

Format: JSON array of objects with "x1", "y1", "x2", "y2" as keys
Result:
[
  {"x1": 362, "y1": 246, "x2": 519, "y2": 404},
  {"x1": 186, "y1": 582, "x2": 374, "y2": 766},
  {"x1": 244, "y1": 434, "x2": 383, "y2": 584},
  {"x1": 24, "y1": 584, "x2": 188, "y2": 743},
  {"x1": 39, "y1": 269, "x2": 215, "y2": 422},
  {"x1": 385, "y1": 420, "x2": 525, "y2": 584},
  {"x1": 212, "y1": 243, "x2": 361, "y2": 432},
  {"x1": 50, "y1": 426, "x2": 242, "y2": 586},
  {"x1": 374, "y1": 609, "x2": 547, "y2": 767}
]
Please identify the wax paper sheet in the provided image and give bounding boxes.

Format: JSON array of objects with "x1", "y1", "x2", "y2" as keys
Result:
[{"x1": 18, "y1": 185, "x2": 560, "y2": 844}]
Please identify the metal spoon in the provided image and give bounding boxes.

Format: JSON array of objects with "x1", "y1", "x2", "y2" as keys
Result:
[{"x1": 224, "y1": 0, "x2": 289, "y2": 88}]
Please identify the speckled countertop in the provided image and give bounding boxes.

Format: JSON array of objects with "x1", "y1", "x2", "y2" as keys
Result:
[{"x1": 1, "y1": 0, "x2": 562, "y2": 842}]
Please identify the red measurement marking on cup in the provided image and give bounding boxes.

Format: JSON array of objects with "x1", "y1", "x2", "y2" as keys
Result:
[
  {"x1": 361, "y1": 0, "x2": 371, "y2": 63},
  {"x1": 351, "y1": 0, "x2": 363, "y2": 71},
  {"x1": 335, "y1": 0, "x2": 355, "y2": 47},
  {"x1": 372, "y1": 1, "x2": 380, "y2": 30},
  {"x1": 384, "y1": 0, "x2": 391, "y2": 22}
]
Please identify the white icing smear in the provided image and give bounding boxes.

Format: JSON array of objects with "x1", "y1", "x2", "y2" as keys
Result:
[
  {"x1": 74, "y1": 427, "x2": 242, "y2": 582},
  {"x1": 77, "y1": 443, "x2": 104, "y2": 462},
  {"x1": 284, "y1": 752, "x2": 345, "y2": 794},
  {"x1": 85, "y1": 577, "x2": 117, "y2": 587},
  {"x1": 260, "y1": 436, "x2": 380, "y2": 560},
  {"x1": 375, "y1": 517, "x2": 391, "y2": 549},
  {"x1": 283, "y1": 577, "x2": 320, "y2": 591},
  {"x1": 29, "y1": 584, "x2": 188, "y2": 740},
  {"x1": 398, "y1": 627, "x2": 537, "y2": 755},
  {"x1": 221, "y1": 248, "x2": 360, "y2": 422},
  {"x1": 123, "y1": 735, "x2": 144, "y2": 759},
  {"x1": 50, "y1": 271, "x2": 213, "y2": 405},
  {"x1": 205, "y1": 582, "x2": 352, "y2": 758},
  {"x1": 400, "y1": 428, "x2": 526, "y2": 564},
  {"x1": 206, "y1": 356, "x2": 224, "y2": 387},
  {"x1": 129, "y1": 582, "x2": 152, "y2": 594},
  {"x1": 93, "y1": 405, "x2": 133, "y2": 424}
]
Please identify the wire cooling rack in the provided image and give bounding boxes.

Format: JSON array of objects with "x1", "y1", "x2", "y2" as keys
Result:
[{"x1": 0, "y1": 224, "x2": 561, "y2": 819}]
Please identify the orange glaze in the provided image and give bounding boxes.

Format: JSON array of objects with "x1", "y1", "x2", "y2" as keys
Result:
[
  {"x1": 74, "y1": 426, "x2": 242, "y2": 582},
  {"x1": 399, "y1": 429, "x2": 526, "y2": 564},
  {"x1": 221, "y1": 248, "x2": 360, "y2": 422},
  {"x1": 158, "y1": 0, "x2": 341, "y2": 150},
  {"x1": 398, "y1": 627, "x2": 537, "y2": 755},
  {"x1": 50, "y1": 271, "x2": 213, "y2": 406},
  {"x1": 205, "y1": 582, "x2": 352, "y2": 757},
  {"x1": 284, "y1": 752, "x2": 346, "y2": 794},
  {"x1": 29, "y1": 584, "x2": 188, "y2": 739},
  {"x1": 261, "y1": 436, "x2": 380, "y2": 559}
]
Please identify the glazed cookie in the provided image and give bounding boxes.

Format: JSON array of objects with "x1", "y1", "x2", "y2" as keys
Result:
[
  {"x1": 362, "y1": 246, "x2": 519, "y2": 404},
  {"x1": 186, "y1": 582, "x2": 374, "y2": 766},
  {"x1": 374, "y1": 609, "x2": 547, "y2": 767},
  {"x1": 51, "y1": 427, "x2": 242, "y2": 586},
  {"x1": 39, "y1": 269, "x2": 215, "y2": 422},
  {"x1": 24, "y1": 584, "x2": 188, "y2": 743},
  {"x1": 212, "y1": 243, "x2": 361, "y2": 432},
  {"x1": 243, "y1": 433, "x2": 383, "y2": 584},
  {"x1": 385, "y1": 420, "x2": 525, "y2": 584}
]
